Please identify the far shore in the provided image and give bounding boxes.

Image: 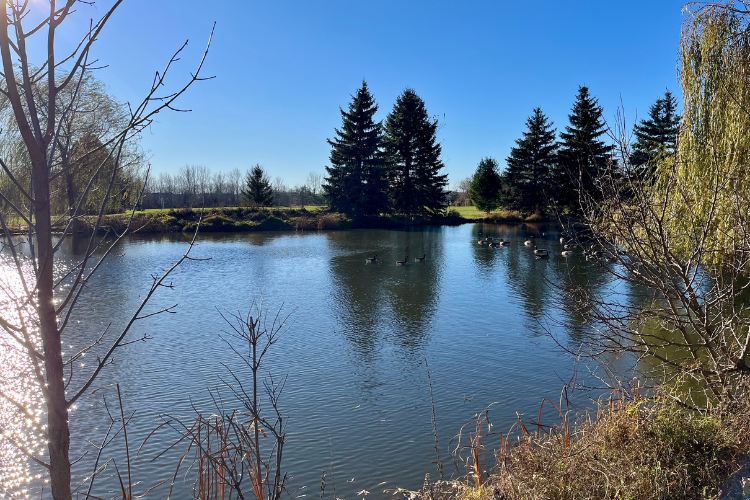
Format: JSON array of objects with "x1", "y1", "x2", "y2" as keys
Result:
[{"x1": 2, "y1": 206, "x2": 564, "y2": 236}]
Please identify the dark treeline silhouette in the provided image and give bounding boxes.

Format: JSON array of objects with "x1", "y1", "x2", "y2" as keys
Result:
[{"x1": 465, "y1": 86, "x2": 680, "y2": 216}]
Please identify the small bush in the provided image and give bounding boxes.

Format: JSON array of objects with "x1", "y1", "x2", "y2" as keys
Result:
[
  {"x1": 257, "y1": 216, "x2": 289, "y2": 231},
  {"x1": 317, "y1": 213, "x2": 341, "y2": 230},
  {"x1": 200, "y1": 214, "x2": 238, "y2": 232},
  {"x1": 168, "y1": 207, "x2": 193, "y2": 218},
  {"x1": 525, "y1": 212, "x2": 547, "y2": 222},
  {"x1": 485, "y1": 210, "x2": 523, "y2": 223},
  {"x1": 295, "y1": 216, "x2": 317, "y2": 230}
]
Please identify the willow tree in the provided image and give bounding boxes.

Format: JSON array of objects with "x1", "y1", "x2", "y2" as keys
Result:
[
  {"x1": 662, "y1": 2, "x2": 750, "y2": 261},
  {"x1": 556, "y1": 2, "x2": 750, "y2": 408}
]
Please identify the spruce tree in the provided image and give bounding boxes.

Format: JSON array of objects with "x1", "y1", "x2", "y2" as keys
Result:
[
  {"x1": 630, "y1": 90, "x2": 680, "y2": 177},
  {"x1": 323, "y1": 80, "x2": 389, "y2": 216},
  {"x1": 384, "y1": 88, "x2": 448, "y2": 217},
  {"x1": 469, "y1": 157, "x2": 502, "y2": 214},
  {"x1": 242, "y1": 164, "x2": 274, "y2": 207},
  {"x1": 502, "y1": 108, "x2": 557, "y2": 214},
  {"x1": 555, "y1": 86, "x2": 615, "y2": 212}
]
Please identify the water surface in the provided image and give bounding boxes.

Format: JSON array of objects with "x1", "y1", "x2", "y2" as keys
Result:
[{"x1": 1, "y1": 224, "x2": 618, "y2": 499}]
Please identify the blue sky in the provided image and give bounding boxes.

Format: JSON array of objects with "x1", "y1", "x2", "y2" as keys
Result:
[{"x1": 55, "y1": 0, "x2": 686, "y2": 187}]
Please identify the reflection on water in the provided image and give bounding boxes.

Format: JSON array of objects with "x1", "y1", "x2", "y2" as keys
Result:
[{"x1": 1, "y1": 224, "x2": 631, "y2": 499}]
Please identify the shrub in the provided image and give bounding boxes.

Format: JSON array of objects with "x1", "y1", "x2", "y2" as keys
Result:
[
  {"x1": 257, "y1": 216, "x2": 289, "y2": 231},
  {"x1": 317, "y1": 213, "x2": 341, "y2": 230},
  {"x1": 295, "y1": 216, "x2": 317, "y2": 230},
  {"x1": 485, "y1": 210, "x2": 523, "y2": 223}
]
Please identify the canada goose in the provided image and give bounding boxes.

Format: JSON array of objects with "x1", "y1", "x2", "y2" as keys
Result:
[
  {"x1": 524, "y1": 239, "x2": 533, "y2": 247},
  {"x1": 561, "y1": 250, "x2": 574, "y2": 257},
  {"x1": 489, "y1": 241, "x2": 500, "y2": 248},
  {"x1": 560, "y1": 237, "x2": 566, "y2": 244},
  {"x1": 478, "y1": 229, "x2": 483, "y2": 236},
  {"x1": 478, "y1": 239, "x2": 488, "y2": 245},
  {"x1": 564, "y1": 244, "x2": 575, "y2": 249},
  {"x1": 533, "y1": 245, "x2": 549, "y2": 257},
  {"x1": 499, "y1": 239, "x2": 510, "y2": 246},
  {"x1": 365, "y1": 254, "x2": 377, "y2": 263},
  {"x1": 415, "y1": 254, "x2": 426, "y2": 262},
  {"x1": 486, "y1": 236, "x2": 495, "y2": 241},
  {"x1": 396, "y1": 255, "x2": 408, "y2": 266}
]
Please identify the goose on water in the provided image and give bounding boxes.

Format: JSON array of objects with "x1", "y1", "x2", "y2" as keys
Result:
[
  {"x1": 500, "y1": 239, "x2": 510, "y2": 246},
  {"x1": 366, "y1": 254, "x2": 378, "y2": 263},
  {"x1": 396, "y1": 255, "x2": 409, "y2": 266},
  {"x1": 415, "y1": 254, "x2": 426, "y2": 262},
  {"x1": 524, "y1": 239, "x2": 533, "y2": 247},
  {"x1": 478, "y1": 239, "x2": 489, "y2": 245},
  {"x1": 561, "y1": 250, "x2": 574, "y2": 257},
  {"x1": 533, "y1": 245, "x2": 549, "y2": 257},
  {"x1": 489, "y1": 241, "x2": 500, "y2": 248}
]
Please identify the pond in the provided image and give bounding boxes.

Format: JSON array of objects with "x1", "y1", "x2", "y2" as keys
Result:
[{"x1": 1, "y1": 223, "x2": 624, "y2": 499}]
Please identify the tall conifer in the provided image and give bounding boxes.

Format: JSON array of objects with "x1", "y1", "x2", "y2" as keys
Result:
[
  {"x1": 470, "y1": 157, "x2": 502, "y2": 214},
  {"x1": 555, "y1": 86, "x2": 615, "y2": 212},
  {"x1": 323, "y1": 81, "x2": 389, "y2": 216},
  {"x1": 384, "y1": 89, "x2": 448, "y2": 217},
  {"x1": 502, "y1": 108, "x2": 557, "y2": 214},
  {"x1": 631, "y1": 90, "x2": 681, "y2": 177},
  {"x1": 242, "y1": 164, "x2": 274, "y2": 207}
]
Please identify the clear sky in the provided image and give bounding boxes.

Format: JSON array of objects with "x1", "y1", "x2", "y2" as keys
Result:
[{"x1": 55, "y1": 0, "x2": 687, "y2": 187}]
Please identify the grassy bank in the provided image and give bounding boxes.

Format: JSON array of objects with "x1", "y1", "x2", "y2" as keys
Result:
[
  {"x1": 409, "y1": 386, "x2": 750, "y2": 500},
  {"x1": 38, "y1": 205, "x2": 557, "y2": 235},
  {"x1": 56, "y1": 206, "x2": 470, "y2": 235}
]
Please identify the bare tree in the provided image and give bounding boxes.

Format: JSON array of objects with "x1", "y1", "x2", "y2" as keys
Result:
[
  {"x1": 0, "y1": 2, "x2": 214, "y2": 499},
  {"x1": 272, "y1": 176, "x2": 288, "y2": 207},
  {"x1": 550, "y1": 107, "x2": 750, "y2": 408},
  {"x1": 305, "y1": 171, "x2": 322, "y2": 202},
  {"x1": 228, "y1": 167, "x2": 243, "y2": 206},
  {"x1": 159, "y1": 303, "x2": 290, "y2": 500},
  {"x1": 454, "y1": 175, "x2": 473, "y2": 207}
]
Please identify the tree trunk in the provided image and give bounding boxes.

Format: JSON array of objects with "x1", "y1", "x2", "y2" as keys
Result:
[{"x1": 34, "y1": 155, "x2": 73, "y2": 500}]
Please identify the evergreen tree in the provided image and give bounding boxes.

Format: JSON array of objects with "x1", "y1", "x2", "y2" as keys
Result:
[
  {"x1": 242, "y1": 164, "x2": 274, "y2": 207},
  {"x1": 631, "y1": 90, "x2": 680, "y2": 177},
  {"x1": 469, "y1": 157, "x2": 502, "y2": 214},
  {"x1": 555, "y1": 86, "x2": 615, "y2": 212},
  {"x1": 502, "y1": 108, "x2": 557, "y2": 214},
  {"x1": 323, "y1": 80, "x2": 389, "y2": 216},
  {"x1": 384, "y1": 88, "x2": 448, "y2": 217}
]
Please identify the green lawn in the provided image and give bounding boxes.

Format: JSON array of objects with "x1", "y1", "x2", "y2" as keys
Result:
[
  {"x1": 451, "y1": 206, "x2": 493, "y2": 218},
  {"x1": 120, "y1": 205, "x2": 326, "y2": 216}
]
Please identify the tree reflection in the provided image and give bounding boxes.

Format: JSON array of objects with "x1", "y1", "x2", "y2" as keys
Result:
[{"x1": 327, "y1": 228, "x2": 443, "y2": 361}]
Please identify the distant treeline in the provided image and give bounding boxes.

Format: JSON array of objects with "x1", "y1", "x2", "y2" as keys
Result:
[
  {"x1": 142, "y1": 165, "x2": 325, "y2": 209},
  {"x1": 463, "y1": 87, "x2": 680, "y2": 216}
]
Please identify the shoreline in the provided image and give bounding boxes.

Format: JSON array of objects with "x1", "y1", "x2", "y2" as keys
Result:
[{"x1": 4, "y1": 207, "x2": 562, "y2": 236}]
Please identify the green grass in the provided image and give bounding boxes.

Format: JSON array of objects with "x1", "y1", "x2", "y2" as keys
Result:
[
  {"x1": 117, "y1": 205, "x2": 326, "y2": 216},
  {"x1": 452, "y1": 206, "x2": 492, "y2": 219}
]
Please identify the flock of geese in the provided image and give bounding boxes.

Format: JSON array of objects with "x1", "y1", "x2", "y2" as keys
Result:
[
  {"x1": 477, "y1": 232, "x2": 617, "y2": 261},
  {"x1": 364, "y1": 232, "x2": 618, "y2": 265},
  {"x1": 365, "y1": 253, "x2": 427, "y2": 265}
]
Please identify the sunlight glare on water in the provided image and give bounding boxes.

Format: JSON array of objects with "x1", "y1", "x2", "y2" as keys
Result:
[{"x1": 0, "y1": 254, "x2": 46, "y2": 500}]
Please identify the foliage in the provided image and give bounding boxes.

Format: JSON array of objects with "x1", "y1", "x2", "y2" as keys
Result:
[
  {"x1": 555, "y1": 86, "x2": 615, "y2": 213},
  {"x1": 441, "y1": 385, "x2": 750, "y2": 500},
  {"x1": 655, "y1": 2, "x2": 750, "y2": 261},
  {"x1": 469, "y1": 157, "x2": 502, "y2": 214},
  {"x1": 323, "y1": 80, "x2": 390, "y2": 216},
  {"x1": 242, "y1": 164, "x2": 274, "y2": 207},
  {"x1": 501, "y1": 108, "x2": 557, "y2": 214},
  {"x1": 630, "y1": 90, "x2": 680, "y2": 178},
  {"x1": 384, "y1": 88, "x2": 448, "y2": 217}
]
